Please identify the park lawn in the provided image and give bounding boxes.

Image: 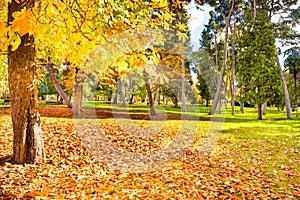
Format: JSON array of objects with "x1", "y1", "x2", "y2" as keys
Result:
[{"x1": 0, "y1": 103, "x2": 299, "y2": 199}]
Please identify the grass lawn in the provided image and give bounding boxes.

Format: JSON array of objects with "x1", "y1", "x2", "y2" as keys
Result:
[{"x1": 0, "y1": 101, "x2": 299, "y2": 198}]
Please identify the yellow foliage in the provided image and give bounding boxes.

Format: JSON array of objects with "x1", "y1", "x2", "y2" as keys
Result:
[{"x1": 0, "y1": 22, "x2": 7, "y2": 39}]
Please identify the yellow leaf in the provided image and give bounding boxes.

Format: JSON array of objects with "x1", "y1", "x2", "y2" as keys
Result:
[
  {"x1": 8, "y1": 32, "x2": 21, "y2": 51},
  {"x1": 0, "y1": 22, "x2": 7, "y2": 39}
]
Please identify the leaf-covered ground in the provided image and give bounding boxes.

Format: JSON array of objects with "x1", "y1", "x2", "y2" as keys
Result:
[{"x1": 0, "y1": 106, "x2": 299, "y2": 199}]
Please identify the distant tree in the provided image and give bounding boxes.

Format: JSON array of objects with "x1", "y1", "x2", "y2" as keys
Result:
[{"x1": 284, "y1": 47, "x2": 300, "y2": 117}]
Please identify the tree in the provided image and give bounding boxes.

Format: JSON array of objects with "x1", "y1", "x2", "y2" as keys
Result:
[
  {"x1": 238, "y1": 5, "x2": 281, "y2": 120},
  {"x1": 268, "y1": 0, "x2": 299, "y2": 119},
  {"x1": 284, "y1": 47, "x2": 300, "y2": 117},
  {"x1": 8, "y1": 0, "x2": 44, "y2": 164}
]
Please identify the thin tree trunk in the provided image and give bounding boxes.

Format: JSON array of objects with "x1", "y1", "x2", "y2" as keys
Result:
[
  {"x1": 120, "y1": 79, "x2": 126, "y2": 107},
  {"x1": 48, "y1": 63, "x2": 72, "y2": 108},
  {"x1": 181, "y1": 56, "x2": 186, "y2": 112},
  {"x1": 209, "y1": 0, "x2": 235, "y2": 115},
  {"x1": 73, "y1": 68, "x2": 84, "y2": 116},
  {"x1": 224, "y1": 74, "x2": 229, "y2": 110},
  {"x1": 157, "y1": 88, "x2": 161, "y2": 105},
  {"x1": 276, "y1": 56, "x2": 292, "y2": 119},
  {"x1": 218, "y1": 98, "x2": 222, "y2": 114},
  {"x1": 240, "y1": 102, "x2": 244, "y2": 113},
  {"x1": 8, "y1": 0, "x2": 44, "y2": 164},
  {"x1": 231, "y1": 22, "x2": 236, "y2": 115},
  {"x1": 129, "y1": 94, "x2": 134, "y2": 104},
  {"x1": 294, "y1": 69, "x2": 298, "y2": 117},
  {"x1": 257, "y1": 87, "x2": 262, "y2": 120},
  {"x1": 263, "y1": 101, "x2": 267, "y2": 115},
  {"x1": 143, "y1": 69, "x2": 156, "y2": 115}
]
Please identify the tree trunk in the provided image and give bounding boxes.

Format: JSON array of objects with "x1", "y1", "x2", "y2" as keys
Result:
[
  {"x1": 218, "y1": 98, "x2": 222, "y2": 114},
  {"x1": 240, "y1": 102, "x2": 244, "y2": 113},
  {"x1": 263, "y1": 101, "x2": 267, "y2": 115},
  {"x1": 165, "y1": 97, "x2": 168, "y2": 105},
  {"x1": 73, "y1": 68, "x2": 84, "y2": 116},
  {"x1": 294, "y1": 68, "x2": 298, "y2": 117},
  {"x1": 258, "y1": 103, "x2": 262, "y2": 120},
  {"x1": 230, "y1": 22, "x2": 236, "y2": 115},
  {"x1": 120, "y1": 79, "x2": 126, "y2": 107},
  {"x1": 209, "y1": 1, "x2": 234, "y2": 115},
  {"x1": 143, "y1": 69, "x2": 156, "y2": 115},
  {"x1": 157, "y1": 88, "x2": 161, "y2": 105},
  {"x1": 224, "y1": 74, "x2": 228, "y2": 110},
  {"x1": 113, "y1": 81, "x2": 118, "y2": 104},
  {"x1": 129, "y1": 94, "x2": 134, "y2": 104},
  {"x1": 206, "y1": 98, "x2": 209, "y2": 107},
  {"x1": 181, "y1": 56, "x2": 186, "y2": 112},
  {"x1": 8, "y1": 0, "x2": 44, "y2": 164},
  {"x1": 48, "y1": 64, "x2": 73, "y2": 108},
  {"x1": 257, "y1": 87, "x2": 262, "y2": 120},
  {"x1": 276, "y1": 56, "x2": 292, "y2": 119}
]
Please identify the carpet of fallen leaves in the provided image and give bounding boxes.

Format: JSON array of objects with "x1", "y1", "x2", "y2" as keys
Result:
[{"x1": 0, "y1": 106, "x2": 299, "y2": 199}]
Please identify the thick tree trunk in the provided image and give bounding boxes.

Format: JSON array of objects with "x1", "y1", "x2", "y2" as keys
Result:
[
  {"x1": 181, "y1": 56, "x2": 186, "y2": 112},
  {"x1": 231, "y1": 22, "x2": 236, "y2": 115},
  {"x1": 258, "y1": 103, "x2": 262, "y2": 120},
  {"x1": 276, "y1": 56, "x2": 292, "y2": 119},
  {"x1": 48, "y1": 64, "x2": 73, "y2": 108},
  {"x1": 143, "y1": 69, "x2": 156, "y2": 115},
  {"x1": 73, "y1": 68, "x2": 84, "y2": 116},
  {"x1": 8, "y1": 0, "x2": 44, "y2": 164}
]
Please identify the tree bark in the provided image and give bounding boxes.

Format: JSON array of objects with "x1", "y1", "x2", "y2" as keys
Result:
[
  {"x1": 8, "y1": 0, "x2": 44, "y2": 164},
  {"x1": 73, "y1": 68, "x2": 84, "y2": 116},
  {"x1": 129, "y1": 93, "x2": 134, "y2": 104},
  {"x1": 230, "y1": 22, "x2": 236, "y2": 115},
  {"x1": 48, "y1": 64, "x2": 73, "y2": 108},
  {"x1": 181, "y1": 56, "x2": 186, "y2": 112},
  {"x1": 293, "y1": 67, "x2": 298, "y2": 117},
  {"x1": 143, "y1": 69, "x2": 156, "y2": 115},
  {"x1": 120, "y1": 79, "x2": 126, "y2": 107},
  {"x1": 209, "y1": 0, "x2": 235, "y2": 115},
  {"x1": 257, "y1": 87, "x2": 262, "y2": 120},
  {"x1": 157, "y1": 88, "x2": 161, "y2": 105},
  {"x1": 258, "y1": 103, "x2": 262, "y2": 120},
  {"x1": 240, "y1": 102, "x2": 244, "y2": 114},
  {"x1": 263, "y1": 101, "x2": 267, "y2": 115},
  {"x1": 224, "y1": 74, "x2": 229, "y2": 110},
  {"x1": 276, "y1": 56, "x2": 292, "y2": 119}
]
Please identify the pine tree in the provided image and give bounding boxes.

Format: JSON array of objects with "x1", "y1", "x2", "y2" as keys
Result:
[{"x1": 238, "y1": 5, "x2": 281, "y2": 120}]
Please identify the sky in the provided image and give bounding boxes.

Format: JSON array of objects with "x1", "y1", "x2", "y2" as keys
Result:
[{"x1": 185, "y1": 2, "x2": 212, "y2": 47}]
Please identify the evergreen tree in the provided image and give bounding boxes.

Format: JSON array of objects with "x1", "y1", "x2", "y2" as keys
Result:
[{"x1": 238, "y1": 5, "x2": 281, "y2": 120}]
